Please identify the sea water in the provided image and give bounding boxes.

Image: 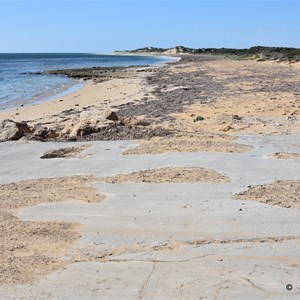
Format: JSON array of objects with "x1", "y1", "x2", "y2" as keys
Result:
[{"x1": 0, "y1": 53, "x2": 171, "y2": 109}]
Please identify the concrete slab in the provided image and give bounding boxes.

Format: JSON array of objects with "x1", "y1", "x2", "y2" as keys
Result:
[{"x1": 0, "y1": 135, "x2": 300, "y2": 299}]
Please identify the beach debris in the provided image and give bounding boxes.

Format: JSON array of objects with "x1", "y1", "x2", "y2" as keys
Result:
[
  {"x1": 76, "y1": 123, "x2": 172, "y2": 141},
  {"x1": 0, "y1": 119, "x2": 25, "y2": 142},
  {"x1": 40, "y1": 145, "x2": 91, "y2": 159},
  {"x1": 222, "y1": 125, "x2": 233, "y2": 132},
  {"x1": 232, "y1": 114, "x2": 242, "y2": 121}
]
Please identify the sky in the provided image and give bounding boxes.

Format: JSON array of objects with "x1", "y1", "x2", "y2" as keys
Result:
[{"x1": 0, "y1": 0, "x2": 299, "y2": 53}]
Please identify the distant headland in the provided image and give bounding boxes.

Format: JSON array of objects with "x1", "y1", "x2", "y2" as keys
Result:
[{"x1": 115, "y1": 45, "x2": 300, "y2": 62}]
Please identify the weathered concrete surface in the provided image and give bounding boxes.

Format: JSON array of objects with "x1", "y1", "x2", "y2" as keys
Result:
[{"x1": 0, "y1": 135, "x2": 300, "y2": 299}]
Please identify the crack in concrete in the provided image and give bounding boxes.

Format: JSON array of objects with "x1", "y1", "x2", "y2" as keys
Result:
[
  {"x1": 213, "y1": 280, "x2": 231, "y2": 300},
  {"x1": 241, "y1": 277, "x2": 269, "y2": 294},
  {"x1": 187, "y1": 235, "x2": 300, "y2": 247},
  {"x1": 138, "y1": 261, "x2": 157, "y2": 300},
  {"x1": 74, "y1": 235, "x2": 300, "y2": 266},
  {"x1": 89, "y1": 245, "x2": 248, "y2": 264}
]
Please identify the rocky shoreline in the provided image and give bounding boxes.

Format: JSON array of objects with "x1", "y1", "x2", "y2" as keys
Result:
[
  {"x1": 1, "y1": 54, "x2": 300, "y2": 143},
  {"x1": 39, "y1": 65, "x2": 154, "y2": 81},
  {"x1": 0, "y1": 63, "x2": 173, "y2": 142}
]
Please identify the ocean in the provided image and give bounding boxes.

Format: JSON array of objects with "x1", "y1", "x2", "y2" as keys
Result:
[{"x1": 0, "y1": 53, "x2": 171, "y2": 110}]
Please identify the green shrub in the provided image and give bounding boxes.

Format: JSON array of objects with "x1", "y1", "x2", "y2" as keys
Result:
[{"x1": 194, "y1": 115, "x2": 204, "y2": 122}]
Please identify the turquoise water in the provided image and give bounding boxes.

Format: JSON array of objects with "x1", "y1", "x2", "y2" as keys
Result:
[{"x1": 0, "y1": 53, "x2": 170, "y2": 109}]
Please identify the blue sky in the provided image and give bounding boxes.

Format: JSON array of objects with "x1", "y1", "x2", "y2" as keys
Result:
[{"x1": 0, "y1": 0, "x2": 299, "y2": 53}]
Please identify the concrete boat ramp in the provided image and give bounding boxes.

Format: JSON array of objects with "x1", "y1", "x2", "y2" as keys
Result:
[{"x1": 0, "y1": 135, "x2": 300, "y2": 299}]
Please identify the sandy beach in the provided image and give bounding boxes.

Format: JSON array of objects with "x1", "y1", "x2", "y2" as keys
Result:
[
  {"x1": 0, "y1": 55, "x2": 300, "y2": 298},
  {"x1": 0, "y1": 65, "x2": 156, "y2": 127}
]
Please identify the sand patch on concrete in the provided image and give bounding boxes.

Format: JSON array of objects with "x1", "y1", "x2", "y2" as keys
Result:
[
  {"x1": 0, "y1": 216, "x2": 80, "y2": 285},
  {"x1": 40, "y1": 144, "x2": 92, "y2": 159},
  {"x1": 0, "y1": 176, "x2": 104, "y2": 284},
  {"x1": 234, "y1": 180, "x2": 300, "y2": 208},
  {"x1": 270, "y1": 152, "x2": 300, "y2": 160},
  {"x1": 0, "y1": 176, "x2": 104, "y2": 210},
  {"x1": 102, "y1": 167, "x2": 230, "y2": 184},
  {"x1": 123, "y1": 134, "x2": 252, "y2": 155}
]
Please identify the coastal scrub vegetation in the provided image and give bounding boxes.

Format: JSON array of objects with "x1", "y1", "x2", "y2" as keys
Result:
[
  {"x1": 118, "y1": 46, "x2": 300, "y2": 62},
  {"x1": 194, "y1": 115, "x2": 204, "y2": 122}
]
